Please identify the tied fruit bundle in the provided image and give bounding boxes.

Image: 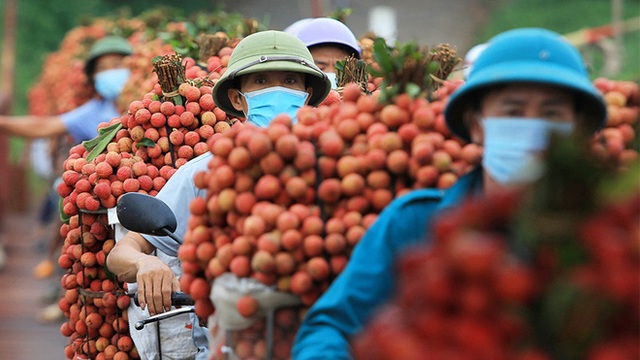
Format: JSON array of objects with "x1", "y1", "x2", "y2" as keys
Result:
[
  {"x1": 178, "y1": 79, "x2": 483, "y2": 317},
  {"x1": 352, "y1": 134, "x2": 640, "y2": 360},
  {"x1": 56, "y1": 52, "x2": 236, "y2": 218},
  {"x1": 58, "y1": 210, "x2": 138, "y2": 360},
  {"x1": 55, "y1": 50, "x2": 237, "y2": 360},
  {"x1": 178, "y1": 39, "x2": 470, "y2": 330}
]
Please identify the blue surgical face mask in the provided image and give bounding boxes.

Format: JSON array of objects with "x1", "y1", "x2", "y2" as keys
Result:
[
  {"x1": 94, "y1": 68, "x2": 131, "y2": 100},
  {"x1": 240, "y1": 86, "x2": 309, "y2": 128},
  {"x1": 481, "y1": 117, "x2": 574, "y2": 184},
  {"x1": 324, "y1": 72, "x2": 338, "y2": 89}
]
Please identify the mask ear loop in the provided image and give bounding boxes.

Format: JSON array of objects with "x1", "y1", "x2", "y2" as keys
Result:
[{"x1": 235, "y1": 89, "x2": 249, "y2": 120}]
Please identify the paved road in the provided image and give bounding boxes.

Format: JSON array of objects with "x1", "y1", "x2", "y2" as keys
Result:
[{"x1": 0, "y1": 205, "x2": 68, "y2": 360}]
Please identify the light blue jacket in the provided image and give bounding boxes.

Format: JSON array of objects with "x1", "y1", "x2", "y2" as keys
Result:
[
  {"x1": 144, "y1": 152, "x2": 211, "y2": 256},
  {"x1": 292, "y1": 166, "x2": 483, "y2": 360},
  {"x1": 61, "y1": 98, "x2": 120, "y2": 143}
]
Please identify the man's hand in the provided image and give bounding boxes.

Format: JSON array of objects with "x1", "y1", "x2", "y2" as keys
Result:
[{"x1": 135, "y1": 255, "x2": 181, "y2": 315}]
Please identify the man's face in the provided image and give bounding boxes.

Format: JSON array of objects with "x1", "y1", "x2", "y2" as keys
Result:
[
  {"x1": 94, "y1": 54, "x2": 128, "y2": 74},
  {"x1": 228, "y1": 71, "x2": 311, "y2": 113},
  {"x1": 468, "y1": 83, "x2": 577, "y2": 144},
  {"x1": 309, "y1": 45, "x2": 351, "y2": 73}
]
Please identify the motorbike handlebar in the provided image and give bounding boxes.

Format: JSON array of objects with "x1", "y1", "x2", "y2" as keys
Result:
[{"x1": 132, "y1": 291, "x2": 195, "y2": 307}]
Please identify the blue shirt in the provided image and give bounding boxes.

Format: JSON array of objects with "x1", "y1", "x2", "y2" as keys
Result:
[
  {"x1": 292, "y1": 166, "x2": 483, "y2": 360},
  {"x1": 61, "y1": 98, "x2": 120, "y2": 143},
  {"x1": 143, "y1": 152, "x2": 211, "y2": 256},
  {"x1": 140, "y1": 152, "x2": 212, "y2": 359}
]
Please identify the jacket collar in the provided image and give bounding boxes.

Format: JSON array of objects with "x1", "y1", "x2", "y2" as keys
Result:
[{"x1": 437, "y1": 165, "x2": 484, "y2": 212}]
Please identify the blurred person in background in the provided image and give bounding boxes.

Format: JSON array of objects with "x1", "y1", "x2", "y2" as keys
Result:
[
  {"x1": 286, "y1": 17, "x2": 361, "y2": 88},
  {"x1": 462, "y1": 42, "x2": 489, "y2": 79},
  {"x1": 0, "y1": 35, "x2": 133, "y2": 322}
]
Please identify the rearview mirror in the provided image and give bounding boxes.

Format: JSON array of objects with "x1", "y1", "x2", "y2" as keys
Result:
[{"x1": 116, "y1": 192, "x2": 181, "y2": 243}]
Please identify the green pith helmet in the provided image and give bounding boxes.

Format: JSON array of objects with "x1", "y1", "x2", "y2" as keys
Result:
[
  {"x1": 84, "y1": 36, "x2": 133, "y2": 79},
  {"x1": 212, "y1": 30, "x2": 331, "y2": 118}
]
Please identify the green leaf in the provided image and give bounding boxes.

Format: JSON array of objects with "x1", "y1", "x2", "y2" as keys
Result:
[
  {"x1": 172, "y1": 95, "x2": 184, "y2": 106},
  {"x1": 82, "y1": 122, "x2": 122, "y2": 151},
  {"x1": 58, "y1": 197, "x2": 70, "y2": 224},
  {"x1": 83, "y1": 122, "x2": 123, "y2": 162},
  {"x1": 151, "y1": 55, "x2": 164, "y2": 65},
  {"x1": 98, "y1": 122, "x2": 121, "y2": 135},
  {"x1": 334, "y1": 59, "x2": 346, "y2": 73},
  {"x1": 81, "y1": 134, "x2": 103, "y2": 150},
  {"x1": 405, "y1": 83, "x2": 421, "y2": 98},
  {"x1": 157, "y1": 31, "x2": 173, "y2": 42},
  {"x1": 184, "y1": 21, "x2": 198, "y2": 37},
  {"x1": 427, "y1": 60, "x2": 439, "y2": 75},
  {"x1": 538, "y1": 279, "x2": 615, "y2": 360},
  {"x1": 136, "y1": 138, "x2": 156, "y2": 148},
  {"x1": 372, "y1": 38, "x2": 393, "y2": 74},
  {"x1": 597, "y1": 160, "x2": 640, "y2": 204},
  {"x1": 174, "y1": 46, "x2": 189, "y2": 55}
]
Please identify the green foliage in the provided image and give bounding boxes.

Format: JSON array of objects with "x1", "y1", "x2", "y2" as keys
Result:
[
  {"x1": 476, "y1": 0, "x2": 640, "y2": 81},
  {"x1": 537, "y1": 278, "x2": 615, "y2": 360},
  {"x1": 0, "y1": 0, "x2": 225, "y2": 116},
  {"x1": 368, "y1": 38, "x2": 460, "y2": 103},
  {"x1": 136, "y1": 138, "x2": 156, "y2": 148},
  {"x1": 82, "y1": 122, "x2": 123, "y2": 162},
  {"x1": 330, "y1": 7, "x2": 353, "y2": 24}
]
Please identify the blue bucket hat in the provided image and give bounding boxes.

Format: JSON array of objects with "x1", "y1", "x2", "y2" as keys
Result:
[{"x1": 444, "y1": 28, "x2": 607, "y2": 142}]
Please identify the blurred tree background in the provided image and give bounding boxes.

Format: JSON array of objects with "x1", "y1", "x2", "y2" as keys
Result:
[
  {"x1": 477, "y1": 0, "x2": 639, "y2": 82},
  {"x1": 1, "y1": 0, "x2": 637, "y2": 117},
  {"x1": 0, "y1": 0, "x2": 223, "y2": 115}
]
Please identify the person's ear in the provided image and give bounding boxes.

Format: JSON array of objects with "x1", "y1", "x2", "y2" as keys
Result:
[
  {"x1": 465, "y1": 109, "x2": 484, "y2": 144},
  {"x1": 228, "y1": 88, "x2": 246, "y2": 112},
  {"x1": 304, "y1": 86, "x2": 313, "y2": 105}
]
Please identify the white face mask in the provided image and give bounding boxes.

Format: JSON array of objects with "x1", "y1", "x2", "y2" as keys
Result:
[
  {"x1": 94, "y1": 68, "x2": 131, "y2": 100},
  {"x1": 324, "y1": 72, "x2": 338, "y2": 89},
  {"x1": 240, "y1": 86, "x2": 309, "y2": 127},
  {"x1": 481, "y1": 117, "x2": 574, "y2": 184}
]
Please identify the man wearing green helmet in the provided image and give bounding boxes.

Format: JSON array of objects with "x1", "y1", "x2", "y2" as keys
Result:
[
  {"x1": 293, "y1": 28, "x2": 608, "y2": 360},
  {"x1": 107, "y1": 30, "x2": 331, "y2": 359},
  {"x1": 213, "y1": 29, "x2": 331, "y2": 126}
]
